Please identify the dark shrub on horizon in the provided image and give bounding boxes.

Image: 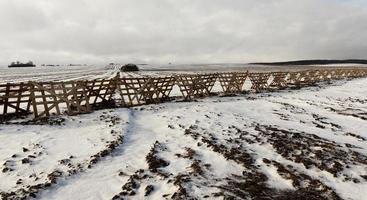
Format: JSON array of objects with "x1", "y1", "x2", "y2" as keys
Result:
[{"x1": 120, "y1": 63, "x2": 139, "y2": 72}]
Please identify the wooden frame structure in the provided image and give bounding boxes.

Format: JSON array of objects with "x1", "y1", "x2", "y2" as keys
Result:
[
  {"x1": 175, "y1": 74, "x2": 218, "y2": 100},
  {"x1": 114, "y1": 76, "x2": 176, "y2": 106},
  {"x1": 268, "y1": 72, "x2": 289, "y2": 89},
  {"x1": 85, "y1": 79, "x2": 117, "y2": 108},
  {"x1": 115, "y1": 77, "x2": 146, "y2": 107},
  {"x1": 0, "y1": 82, "x2": 31, "y2": 119},
  {"x1": 248, "y1": 72, "x2": 271, "y2": 92},
  {"x1": 28, "y1": 81, "x2": 91, "y2": 118},
  {"x1": 288, "y1": 71, "x2": 311, "y2": 87},
  {"x1": 1, "y1": 68, "x2": 367, "y2": 120},
  {"x1": 138, "y1": 76, "x2": 176, "y2": 104},
  {"x1": 217, "y1": 72, "x2": 248, "y2": 94}
]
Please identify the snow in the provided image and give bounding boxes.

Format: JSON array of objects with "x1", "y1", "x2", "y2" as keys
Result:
[
  {"x1": 0, "y1": 65, "x2": 117, "y2": 83},
  {"x1": 0, "y1": 110, "x2": 130, "y2": 194},
  {"x1": 1, "y1": 75, "x2": 367, "y2": 199}
]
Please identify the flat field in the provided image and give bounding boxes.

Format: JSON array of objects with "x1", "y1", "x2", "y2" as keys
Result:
[{"x1": 0, "y1": 65, "x2": 366, "y2": 200}]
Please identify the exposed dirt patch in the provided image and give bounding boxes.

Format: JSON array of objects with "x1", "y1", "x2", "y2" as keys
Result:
[
  {"x1": 326, "y1": 107, "x2": 367, "y2": 121},
  {"x1": 345, "y1": 132, "x2": 367, "y2": 141},
  {"x1": 275, "y1": 101, "x2": 307, "y2": 114},
  {"x1": 170, "y1": 146, "x2": 213, "y2": 199},
  {"x1": 2, "y1": 144, "x2": 45, "y2": 175},
  {"x1": 273, "y1": 111, "x2": 291, "y2": 121},
  {"x1": 146, "y1": 141, "x2": 170, "y2": 173},
  {"x1": 343, "y1": 97, "x2": 367, "y2": 104},
  {"x1": 269, "y1": 160, "x2": 342, "y2": 200},
  {"x1": 1, "y1": 116, "x2": 66, "y2": 126},
  {"x1": 0, "y1": 170, "x2": 63, "y2": 200},
  {"x1": 255, "y1": 124, "x2": 367, "y2": 180},
  {"x1": 112, "y1": 140, "x2": 174, "y2": 199},
  {"x1": 312, "y1": 114, "x2": 342, "y2": 130},
  {"x1": 171, "y1": 174, "x2": 194, "y2": 200},
  {"x1": 112, "y1": 169, "x2": 152, "y2": 199},
  {"x1": 144, "y1": 185, "x2": 154, "y2": 196}
]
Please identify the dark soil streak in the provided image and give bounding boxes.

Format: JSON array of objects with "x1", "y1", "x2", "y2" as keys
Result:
[
  {"x1": 326, "y1": 107, "x2": 367, "y2": 121},
  {"x1": 112, "y1": 141, "x2": 171, "y2": 199},
  {"x1": 255, "y1": 125, "x2": 367, "y2": 180},
  {"x1": 146, "y1": 141, "x2": 170, "y2": 173}
]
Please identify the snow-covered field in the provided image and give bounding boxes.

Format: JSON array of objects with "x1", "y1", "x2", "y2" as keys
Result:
[
  {"x1": 0, "y1": 65, "x2": 117, "y2": 84},
  {"x1": 0, "y1": 75, "x2": 366, "y2": 199}
]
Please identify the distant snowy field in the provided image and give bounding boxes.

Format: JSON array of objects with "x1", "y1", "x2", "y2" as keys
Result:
[
  {"x1": 0, "y1": 65, "x2": 118, "y2": 84},
  {"x1": 0, "y1": 77, "x2": 366, "y2": 199}
]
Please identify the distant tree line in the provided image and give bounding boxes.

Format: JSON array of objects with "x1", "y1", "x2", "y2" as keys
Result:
[{"x1": 251, "y1": 59, "x2": 367, "y2": 66}]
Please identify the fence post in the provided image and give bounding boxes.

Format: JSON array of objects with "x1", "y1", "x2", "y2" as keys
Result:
[{"x1": 28, "y1": 82, "x2": 38, "y2": 118}]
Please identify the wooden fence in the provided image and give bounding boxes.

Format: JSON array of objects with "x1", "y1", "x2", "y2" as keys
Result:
[
  {"x1": 1, "y1": 68, "x2": 367, "y2": 120},
  {"x1": 218, "y1": 72, "x2": 248, "y2": 94},
  {"x1": 175, "y1": 73, "x2": 218, "y2": 100}
]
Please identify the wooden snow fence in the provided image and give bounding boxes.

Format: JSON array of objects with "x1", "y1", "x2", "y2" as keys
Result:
[
  {"x1": 321, "y1": 70, "x2": 333, "y2": 81},
  {"x1": 28, "y1": 81, "x2": 92, "y2": 118},
  {"x1": 1, "y1": 68, "x2": 367, "y2": 120},
  {"x1": 85, "y1": 79, "x2": 117, "y2": 108},
  {"x1": 299, "y1": 71, "x2": 315, "y2": 85},
  {"x1": 114, "y1": 76, "x2": 176, "y2": 106},
  {"x1": 286, "y1": 71, "x2": 299, "y2": 85},
  {"x1": 361, "y1": 69, "x2": 367, "y2": 77},
  {"x1": 268, "y1": 72, "x2": 289, "y2": 90},
  {"x1": 27, "y1": 79, "x2": 120, "y2": 118},
  {"x1": 217, "y1": 72, "x2": 248, "y2": 94},
  {"x1": 330, "y1": 69, "x2": 348, "y2": 79},
  {"x1": 0, "y1": 82, "x2": 32, "y2": 120},
  {"x1": 138, "y1": 76, "x2": 176, "y2": 104},
  {"x1": 334, "y1": 69, "x2": 347, "y2": 79},
  {"x1": 347, "y1": 69, "x2": 358, "y2": 78},
  {"x1": 115, "y1": 77, "x2": 146, "y2": 107},
  {"x1": 287, "y1": 71, "x2": 313, "y2": 87},
  {"x1": 175, "y1": 73, "x2": 218, "y2": 100},
  {"x1": 248, "y1": 72, "x2": 271, "y2": 92},
  {"x1": 350, "y1": 68, "x2": 367, "y2": 78},
  {"x1": 362, "y1": 68, "x2": 367, "y2": 76},
  {"x1": 306, "y1": 70, "x2": 322, "y2": 84},
  {"x1": 309, "y1": 70, "x2": 323, "y2": 82},
  {"x1": 330, "y1": 69, "x2": 339, "y2": 79}
]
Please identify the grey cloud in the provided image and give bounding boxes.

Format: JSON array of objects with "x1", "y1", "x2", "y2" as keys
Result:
[{"x1": 0, "y1": 0, "x2": 366, "y2": 65}]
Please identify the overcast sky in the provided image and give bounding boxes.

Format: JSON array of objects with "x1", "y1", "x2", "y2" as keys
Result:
[{"x1": 0, "y1": 0, "x2": 366, "y2": 65}]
